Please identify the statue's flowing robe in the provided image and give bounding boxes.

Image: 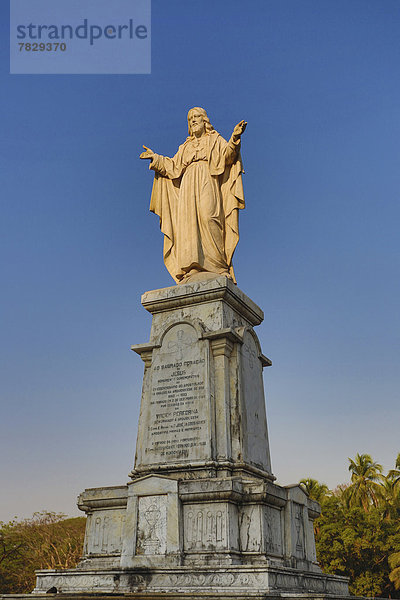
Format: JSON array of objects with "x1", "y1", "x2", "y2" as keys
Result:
[{"x1": 149, "y1": 130, "x2": 245, "y2": 283}]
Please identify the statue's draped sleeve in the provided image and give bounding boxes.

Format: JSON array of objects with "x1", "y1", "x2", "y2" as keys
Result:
[
  {"x1": 148, "y1": 132, "x2": 245, "y2": 283},
  {"x1": 148, "y1": 146, "x2": 186, "y2": 282}
]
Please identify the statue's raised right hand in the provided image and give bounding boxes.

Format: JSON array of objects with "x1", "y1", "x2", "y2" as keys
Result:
[{"x1": 140, "y1": 145, "x2": 154, "y2": 160}]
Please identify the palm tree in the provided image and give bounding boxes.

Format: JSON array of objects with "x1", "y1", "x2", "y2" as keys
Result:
[
  {"x1": 345, "y1": 453, "x2": 383, "y2": 511},
  {"x1": 377, "y1": 475, "x2": 400, "y2": 520},
  {"x1": 299, "y1": 478, "x2": 330, "y2": 503},
  {"x1": 388, "y1": 452, "x2": 400, "y2": 485},
  {"x1": 331, "y1": 483, "x2": 351, "y2": 508}
]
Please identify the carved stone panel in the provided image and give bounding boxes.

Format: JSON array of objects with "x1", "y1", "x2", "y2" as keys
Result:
[
  {"x1": 263, "y1": 505, "x2": 283, "y2": 556},
  {"x1": 239, "y1": 505, "x2": 262, "y2": 552},
  {"x1": 291, "y1": 502, "x2": 306, "y2": 559},
  {"x1": 184, "y1": 503, "x2": 228, "y2": 551},
  {"x1": 85, "y1": 509, "x2": 125, "y2": 555},
  {"x1": 35, "y1": 574, "x2": 116, "y2": 593},
  {"x1": 141, "y1": 323, "x2": 210, "y2": 466},
  {"x1": 136, "y1": 495, "x2": 167, "y2": 555}
]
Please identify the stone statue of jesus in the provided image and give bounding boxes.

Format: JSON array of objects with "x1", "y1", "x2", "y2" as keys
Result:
[{"x1": 140, "y1": 107, "x2": 247, "y2": 284}]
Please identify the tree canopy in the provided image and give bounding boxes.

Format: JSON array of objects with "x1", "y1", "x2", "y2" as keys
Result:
[
  {"x1": 0, "y1": 511, "x2": 86, "y2": 593},
  {"x1": 302, "y1": 452, "x2": 400, "y2": 597}
]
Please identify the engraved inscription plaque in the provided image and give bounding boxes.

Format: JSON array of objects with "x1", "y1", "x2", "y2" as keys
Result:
[{"x1": 143, "y1": 323, "x2": 210, "y2": 465}]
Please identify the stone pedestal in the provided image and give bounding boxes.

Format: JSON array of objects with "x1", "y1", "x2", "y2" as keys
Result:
[
  {"x1": 131, "y1": 277, "x2": 273, "y2": 483},
  {"x1": 33, "y1": 277, "x2": 350, "y2": 598}
]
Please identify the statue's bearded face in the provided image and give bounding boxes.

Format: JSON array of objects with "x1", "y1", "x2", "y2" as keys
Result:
[{"x1": 188, "y1": 110, "x2": 205, "y2": 136}]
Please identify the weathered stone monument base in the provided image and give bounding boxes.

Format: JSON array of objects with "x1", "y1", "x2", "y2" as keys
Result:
[
  {"x1": 33, "y1": 278, "x2": 350, "y2": 598},
  {"x1": 34, "y1": 565, "x2": 349, "y2": 597}
]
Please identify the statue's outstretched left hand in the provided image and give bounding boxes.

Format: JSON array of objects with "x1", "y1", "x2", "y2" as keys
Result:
[{"x1": 232, "y1": 120, "x2": 247, "y2": 140}]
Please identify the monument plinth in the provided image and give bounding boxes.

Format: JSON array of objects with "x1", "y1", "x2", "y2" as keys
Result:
[
  {"x1": 132, "y1": 277, "x2": 272, "y2": 482},
  {"x1": 33, "y1": 278, "x2": 350, "y2": 598}
]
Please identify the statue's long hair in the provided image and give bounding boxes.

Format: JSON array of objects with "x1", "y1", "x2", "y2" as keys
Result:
[{"x1": 187, "y1": 107, "x2": 214, "y2": 136}]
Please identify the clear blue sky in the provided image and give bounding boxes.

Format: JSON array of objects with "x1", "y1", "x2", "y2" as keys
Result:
[{"x1": 1, "y1": 0, "x2": 399, "y2": 522}]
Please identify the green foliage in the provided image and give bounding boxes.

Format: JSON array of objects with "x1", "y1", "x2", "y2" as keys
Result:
[
  {"x1": 389, "y1": 552, "x2": 400, "y2": 590},
  {"x1": 316, "y1": 497, "x2": 400, "y2": 596},
  {"x1": 0, "y1": 511, "x2": 86, "y2": 594},
  {"x1": 388, "y1": 453, "x2": 400, "y2": 485},
  {"x1": 299, "y1": 478, "x2": 329, "y2": 503},
  {"x1": 345, "y1": 452, "x2": 383, "y2": 511},
  {"x1": 302, "y1": 452, "x2": 400, "y2": 598}
]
